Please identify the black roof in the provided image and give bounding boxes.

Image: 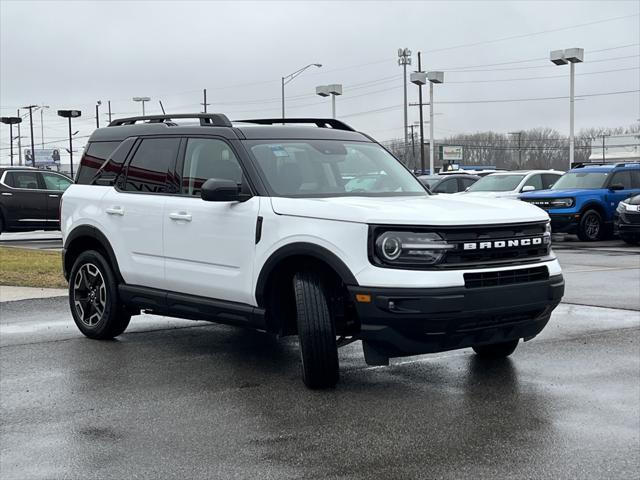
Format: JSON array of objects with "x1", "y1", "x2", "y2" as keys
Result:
[{"x1": 90, "y1": 114, "x2": 372, "y2": 143}]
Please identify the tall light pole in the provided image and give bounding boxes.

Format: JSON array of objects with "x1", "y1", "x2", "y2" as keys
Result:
[
  {"x1": 1, "y1": 117, "x2": 22, "y2": 166},
  {"x1": 38, "y1": 105, "x2": 49, "y2": 149},
  {"x1": 22, "y1": 105, "x2": 37, "y2": 166},
  {"x1": 315, "y1": 84, "x2": 343, "y2": 118},
  {"x1": 427, "y1": 71, "x2": 444, "y2": 175},
  {"x1": 398, "y1": 48, "x2": 412, "y2": 158},
  {"x1": 132, "y1": 96, "x2": 151, "y2": 116},
  {"x1": 550, "y1": 48, "x2": 584, "y2": 169},
  {"x1": 16, "y1": 109, "x2": 23, "y2": 165},
  {"x1": 410, "y1": 54, "x2": 426, "y2": 173},
  {"x1": 96, "y1": 100, "x2": 102, "y2": 128},
  {"x1": 57, "y1": 110, "x2": 81, "y2": 178},
  {"x1": 281, "y1": 63, "x2": 322, "y2": 119}
]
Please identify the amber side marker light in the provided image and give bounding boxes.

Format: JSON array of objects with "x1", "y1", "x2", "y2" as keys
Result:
[{"x1": 355, "y1": 294, "x2": 372, "y2": 303}]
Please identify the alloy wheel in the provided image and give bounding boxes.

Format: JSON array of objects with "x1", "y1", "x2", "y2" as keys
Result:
[{"x1": 73, "y1": 263, "x2": 107, "y2": 327}]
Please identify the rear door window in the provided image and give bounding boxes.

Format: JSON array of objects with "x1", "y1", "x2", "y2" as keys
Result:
[
  {"x1": 76, "y1": 141, "x2": 121, "y2": 184},
  {"x1": 123, "y1": 138, "x2": 180, "y2": 194},
  {"x1": 4, "y1": 171, "x2": 42, "y2": 189}
]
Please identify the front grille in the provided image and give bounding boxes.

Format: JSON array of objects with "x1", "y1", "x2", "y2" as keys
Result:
[
  {"x1": 464, "y1": 266, "x2": 549, "y2": 289},
  {"x1": 620, "y1": 212, "x2": 640, "y2": 224},
  {"x1": 440, "y1": 221, "x2": 550, "y2": 267},
  {"x1": 524, "y1": 199, "x2": 552, "y2": 210}
]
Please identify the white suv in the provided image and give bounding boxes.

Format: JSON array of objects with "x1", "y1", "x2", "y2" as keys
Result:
[
  {"x1": 459, "y1": 170, "x2": 563, "y2": 199},
  {"x1": 61, "y1": 114, "x2": 564, "y2": 388}
]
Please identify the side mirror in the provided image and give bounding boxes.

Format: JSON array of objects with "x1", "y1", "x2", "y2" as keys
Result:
[
  {"x1": 521, "y1": 185, "x2": 536, "y2": 193},
  {"x1": 609, "y1": 184, "x2": 625, "y2": 191},
  {"x1": 201, "y1": 178, "x2": 250, "y2": 202}
]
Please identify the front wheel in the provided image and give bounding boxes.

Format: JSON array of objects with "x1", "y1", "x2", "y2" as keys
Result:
[
  {"x1": 69, "y1": 250, "x2": 131, "y2": 339},
  {"x1": 293, "y1": 271, "x2": 339, "y2": 389},
  {"x1": 577, "y1": 209, "x2": 603, "y2": 241},
  {"x1": 472, "y1": 339, "x2": 519, "y2": 359}
]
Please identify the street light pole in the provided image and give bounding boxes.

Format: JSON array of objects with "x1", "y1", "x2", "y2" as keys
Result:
[
  {"x1": 398, "y1": 48, "x2": 412, "y2": 159},
  {"x1": 315, "y1": 84, "x2": 343, "y2": 119},
  {"x1": 57, "y1": 110, "x2": 81, "y2": 178},
  {"x1": 1, "y1": 117, "x2": 22, "y2": 166},
  {"x1": 17, "y1": 109, "x2": 22, "y2": 165},
  {"x1": 550, "y1": 48, "x2": 583, "y2": 169},
  {"x1": 426, "y1": 71, "x2": 444, "y2": 176},
  {"x1": 281, "y1": 63, "x2": 322, "y2": 119},
  {"x1": 96, "y1": 100, "x2": 102, "y2": 128},
  {"x1": 132, "y1": 97, "x2": 151, "y2": 116},
  {"x1": 410, "y1": 55, "x2": 426, "y2": 174}
]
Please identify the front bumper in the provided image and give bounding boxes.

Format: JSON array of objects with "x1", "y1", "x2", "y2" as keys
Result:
[
  {"x1": 549, "y1": 213, "x2": 580, "y2": 234},
  {"x1": 615, "y1": 212, "x2": 640, "y2": 235},
  {"x1": 348, "y1": 274, "x2": 564, "y2": 364}
]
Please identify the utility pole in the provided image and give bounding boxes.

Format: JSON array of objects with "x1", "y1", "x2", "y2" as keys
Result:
[
  {"x1": 509, "y1": 131, "x2": 524, "y2": 167},
  {"x1": 39, "y1": 105, "x2": 49, "y2": 149},
  {"x1": 201, "y1": 89, "x2": 210, "y2": 113},
  {"x1": 397, "y1": 48, "x2": 412, "y2": 161},
  {"x1": 409, "y1": 124, "x2": 416, "y2": 168},
  {"x1": 601, "y1": 133, "x2": 610, "y2": 162},
  {"x1": 23, "y1": 105, "x2": 37, "y2": 166}
]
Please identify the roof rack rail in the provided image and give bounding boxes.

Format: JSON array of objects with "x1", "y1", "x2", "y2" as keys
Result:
[
  {"x1": 108, "y1": 113, "x2": 232, "y2": 127},
  {"x1": 235, "y1": 118, "x2": 356, "y2": 132},
  {"x1": 573, "y1": 161, "x2": 640, "y2": 168}
]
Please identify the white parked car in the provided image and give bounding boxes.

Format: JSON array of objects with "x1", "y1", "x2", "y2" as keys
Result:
[
  {"x1": 459, "y1": 170, "x2": 563, "y2": 199},
  {"x1": 61, "y1": 114, "x2": 564, "y2": 388}
]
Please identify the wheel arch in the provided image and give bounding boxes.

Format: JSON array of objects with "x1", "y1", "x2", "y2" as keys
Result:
[
  {"x1": 255, "y1": 243, "x2": 359, "y2": 336},
  {"x1": 63, "y1": 225, "x2": 122, "y2": 282},
  {"x1": 580, "y1": 200, "x2": 607, "y2": 220}
]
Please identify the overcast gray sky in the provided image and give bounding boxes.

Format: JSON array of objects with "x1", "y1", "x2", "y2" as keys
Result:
[{"x1": 1, "y1": 0, "x2": 638, "y2": 163}]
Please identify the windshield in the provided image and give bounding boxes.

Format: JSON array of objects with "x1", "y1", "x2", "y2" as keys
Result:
[
  {"x1": 245, "y1": 140, "x2": 427, "y2": 197},
  {"x1": 467, "y1": 174, "x2": 525, "y2": 192},
  {"x1": 551, "y1": 171, "x2": 609, "y2": 190}
]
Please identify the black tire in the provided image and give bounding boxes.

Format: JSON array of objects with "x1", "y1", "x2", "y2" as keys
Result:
[
  {"x1": 68, "y1": 250, "x2": 131, "y2": 339},
  {"x1": 620, "y1": 234, "x2": 640, "y2": 245},
  {"x1": 293, "y1": 271, "x2": 339, "y2": 389},
  {"x1": 577, "y1": 209, "x2": 603, "y2": 242},
  {"x1": 472, "y1": 339, "x2": 519, "y2": 359}
]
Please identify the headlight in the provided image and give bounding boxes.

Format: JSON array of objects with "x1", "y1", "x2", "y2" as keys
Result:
[
  {"x1": 374, "y1": 231, "x2": 454, "y2": 266},
  {"x1": 550, "y1": 198, "x2": 574, "y2": 208},
  {"x1": 619, "y1": 201, "x2": 640, "y2": 212}
]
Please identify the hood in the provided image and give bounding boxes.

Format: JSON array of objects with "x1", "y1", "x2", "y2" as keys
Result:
[
  {"x1": 520, "y1": 188, "x2": 604, "y2": 199},
  {"x1": 457, "y1": 190, "x2": 519, "y2": 199},
  {"x1": 269, "y1": 195, "x2": 548, "y2": 226}
]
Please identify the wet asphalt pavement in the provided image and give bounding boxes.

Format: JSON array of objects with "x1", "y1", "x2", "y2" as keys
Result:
[{"x1": 1, "y1": 246, "x2": 639, "y2": 479}]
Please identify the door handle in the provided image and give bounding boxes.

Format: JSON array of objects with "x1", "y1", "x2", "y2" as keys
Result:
[
  {"x1": 169, "y1": 212, "x2": 192, "y2": 222},
  {"x1": 106, "y1": 206, "x2": 125, "y2": 216},
  {"x1": 49, "y1": 194, "x2": 59, "y2": 198},
  {"x1": 1, "y1": 192, "x2": 12, "y2": 196}
]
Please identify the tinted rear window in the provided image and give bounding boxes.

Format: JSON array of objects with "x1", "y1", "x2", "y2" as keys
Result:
[
  {"x1": 76, "y1": 141, "x2": 121, "y2": 184},
  {"x1": 123, "y1": 138, "x2": 180, "y2": 193}
]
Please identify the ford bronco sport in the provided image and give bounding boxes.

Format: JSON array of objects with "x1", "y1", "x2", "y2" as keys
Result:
[{"x1": 61, "y1": 114, "x2": 564, "y2": 388}]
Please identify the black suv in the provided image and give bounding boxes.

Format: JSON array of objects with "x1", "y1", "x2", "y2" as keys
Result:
[{"x1": 0, "y1": 167, "x2": 73, "y2": 233}]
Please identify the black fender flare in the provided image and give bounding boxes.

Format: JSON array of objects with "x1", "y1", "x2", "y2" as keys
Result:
[
  {"x1": 254, "y1": 242, "x2": 359, "y2": 306},
  {"x1": 63, "y1": 225, "x2": 123, "y2": 282}
]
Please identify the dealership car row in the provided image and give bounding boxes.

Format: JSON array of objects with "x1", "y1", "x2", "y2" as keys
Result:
[{"x1": 1, "y1": 160, "x2": 639, "y2": 244}]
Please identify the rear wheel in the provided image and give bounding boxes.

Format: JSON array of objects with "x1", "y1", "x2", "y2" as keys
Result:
[
  {"x1": 577, "y1": 209, "x2": 603, "y2": 241},
  {"x1": 69, "y1": 250, "x2": 130, "y2": 339},
  {"x1": 293, "y1": 271, "x2": 339, "y2": 389},
  {"x1": 472, "y1": 339, "x2": 519, "y2": 359}
]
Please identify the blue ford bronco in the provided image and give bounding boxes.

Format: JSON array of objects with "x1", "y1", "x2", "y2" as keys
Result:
[{"x1": 520, "y1": 162, "x2": 640, "y2": 241}]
